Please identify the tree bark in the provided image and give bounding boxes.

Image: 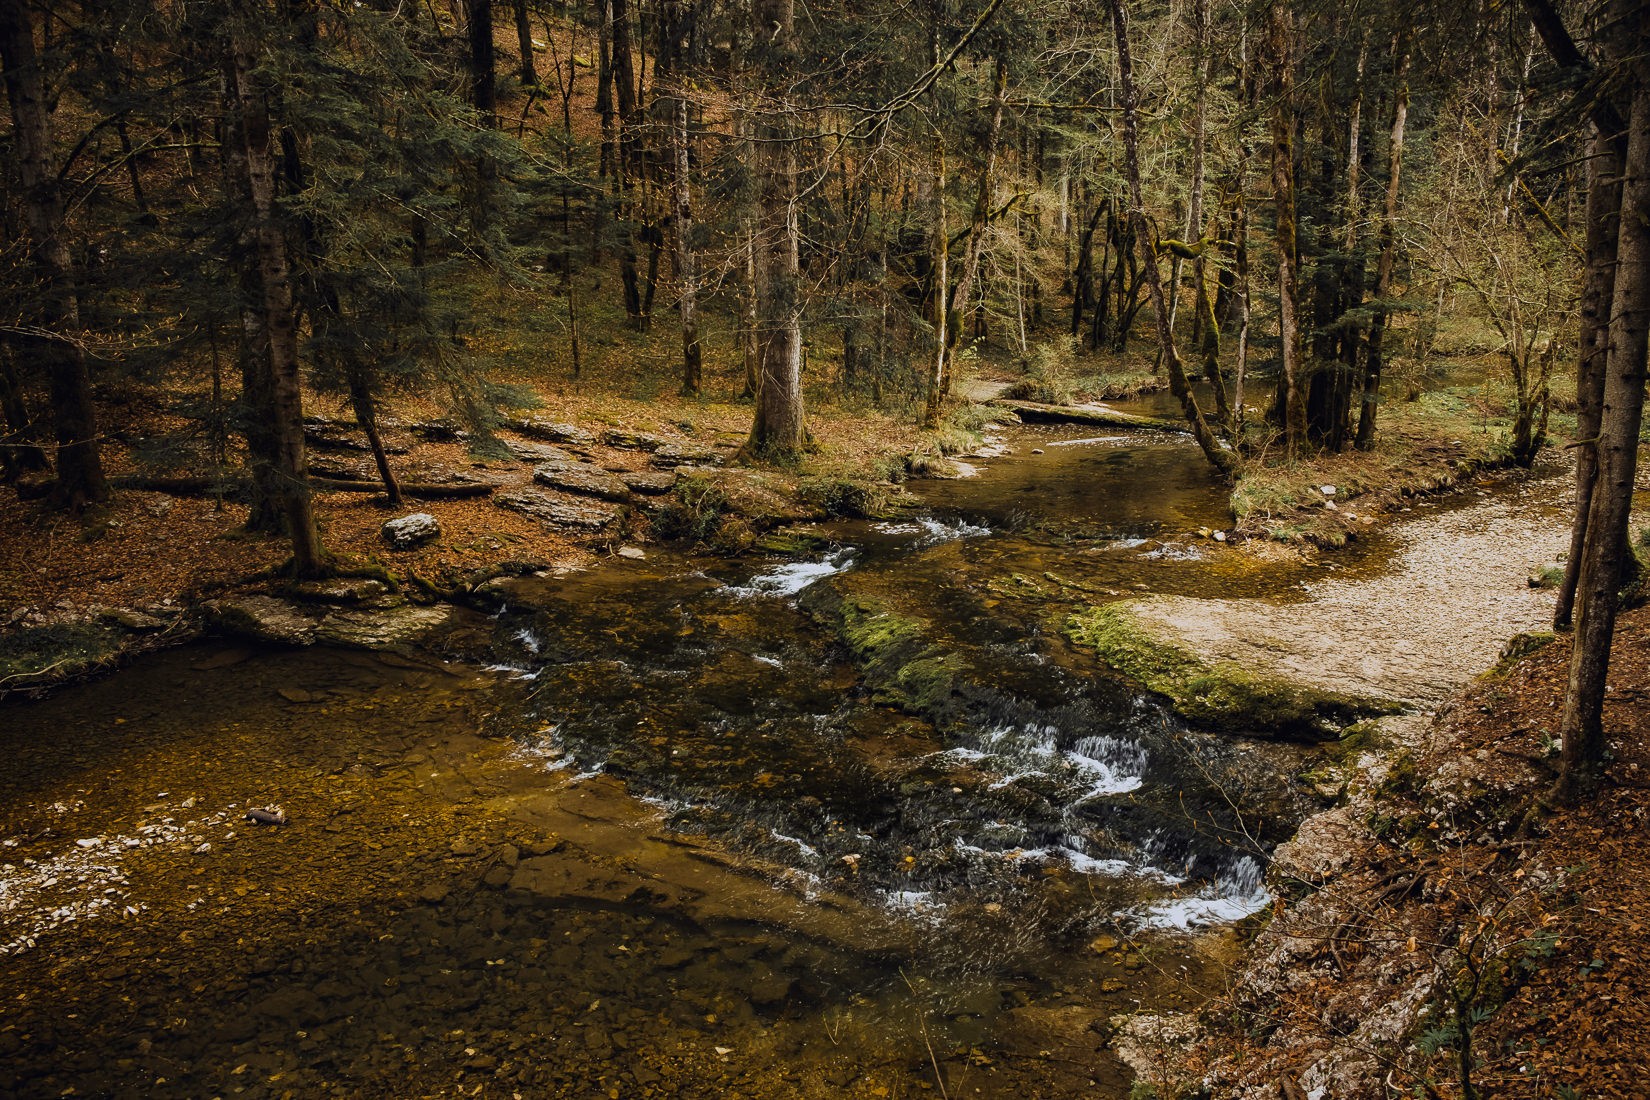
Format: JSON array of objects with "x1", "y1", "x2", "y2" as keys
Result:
[
  {"x1": 347, "y1": 365, "x2": 402, "y2": 505},
  {"x1": 513, "y1": 0, "x2": 537, "y2": 86},
  {"x1": 742, "y1": 0, "x2": 806, "y2": 461},
  {"x1": 1265, "y1": 0, "x2": 1306, "y2": 456},
  {"x1": 596, "y1": 0, "x2": 615, "y2": 185},
  {"x1": 1107, "y1": 0, "x2": 1235, "y2": 479},
  {"x1": 1555, "y1": 68, "x2": 1650, "y2": 803},
  {"x1": 610, "y1": 0, "x2": 645, "y2": 326},
  {"x1": 0, "y1": 345, "x2": 49, "y2": 478},
  {"x1": 1172, "y1": 0, "x2": 1211, "y2": 345},
  {"x1": 924, "y1": 128, "x2": 949, "y2": 428},
  {"x1": 467, "y1": 0, "x2": 496, "y2": 124},
  {"x1": 1355, "y1": 35, "x2": 1408, "y2": 451},
  {"x1": 672, "y1": 89, "x2": 702, "y2": 395},
  {"x1": 1556, "y1": 127, "x2": 1625, "y2": 629},
  {"x1": 937, "y1": 55, "x2": 1008, "y2": 417},
  {"x1": 0, "y1": 0, "x2": 110, "y2": 511},
  {"x1": 227, "y1": 37, "x2": 328, "y2": 576}
]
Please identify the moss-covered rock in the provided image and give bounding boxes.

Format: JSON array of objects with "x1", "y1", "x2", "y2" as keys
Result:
[
  {"x1": 802, "y1": 586, "x2": 965, "y2": 717},
  {"x1": 1064, "y1": 603, "x2": 1402, "y2": 740},
  {"x1": 0, "y1": 620, "x2": 126, "y2": 692},
  {"x1": 751, "y1": 526, "x2": 836, "y2": 555},
  {"x1": 0, "y1": 609, "x2": 196, "y2": 698}
]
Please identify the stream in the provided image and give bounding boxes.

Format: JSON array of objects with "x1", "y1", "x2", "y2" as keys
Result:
[{"x1": 0, "y1": 419, "x2": 1571, "y2": 1099}]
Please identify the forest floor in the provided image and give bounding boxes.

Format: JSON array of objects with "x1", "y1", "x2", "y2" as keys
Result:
[{"x1": 1171, "y1": 604, "x2": 1650, "y2": 1100}]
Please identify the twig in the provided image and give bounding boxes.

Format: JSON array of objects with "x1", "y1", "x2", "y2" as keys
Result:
[{"x1": 918, "y1": 1013, "x2": 950, "y2": 1100}]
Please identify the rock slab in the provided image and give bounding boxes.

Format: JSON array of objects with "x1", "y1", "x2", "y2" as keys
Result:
[
  {"x1": 495, "y1": 489, "x2": 623, "y2": 530},
  {"x1": 531, "y1": 462, "x2": 633, "y2": 503}
]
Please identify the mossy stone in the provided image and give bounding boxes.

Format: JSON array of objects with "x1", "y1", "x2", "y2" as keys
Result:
[{"x1": 1064, "y1": 603, "x2": 1403, "y2": 740}]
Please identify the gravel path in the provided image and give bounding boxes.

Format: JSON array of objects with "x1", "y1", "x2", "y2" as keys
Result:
[{"x1": 1127, "y1": 460, "x2": 1575, "y2": 710}]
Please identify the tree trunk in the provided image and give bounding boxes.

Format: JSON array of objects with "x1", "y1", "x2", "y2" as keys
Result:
[
  {"x1": 1355, "y1": 35, "x2": 1408, "y2": 450},
  {"x1": 1265, "y1": 0, "x2": 1306, "y2": 456},
  {"x1": 672, "y1": 90, "x2": 701, "y2": 396},
  {"x1": 1071, "y1": 203, "x2": 1103, "y2": 341},
  {"x1": 223, "y1": 83, "x2": 283, "y2": 535},
  {"x1": 1556, "y1": 126, "x2": 1626, "y2": 630},
  {"x1": 467, "y1": 0, "x2": 496, "y2": 124},
  {"x1": 0, "y1": 0, "x2": 110, "y2": 511},
  {"x1": 939, "y1": 55, "x2": 1007, "y2": 412},
  {"x1": 741, "y1": 213, "x2": 760, "y2": 400},
  {"x1": 347, "y1": 364, "x2": 402, "y2": 506},
  {"x1": 1555, "y1": 58, "x2": 1650, "y2": 803},
  {"x1": 1107, "y1": 0, "x2": 1235, "y2": 479},
  {"x1": 0, "y1": 345, "x2": 49, "y2": 478},
  {"x1": 227, "y1": 37, "x2": 328, "y2": 576},
  {"x1": 924, "y1": 129, "x2": 949, "y2": 428},
  {"x1": 1168, "y1": 0, "x2": 1211, "y2": 347},
  {"x1": 610, "y1": 0, "x2": 645, "y2": 327},
  {"x1": 1197, "y1": 278, "x2": 1233, "y2": 433},
  {"x1": 742, "y1": 0, "x2": 806, "y2": 461},
  {"x1": 596, "y1": 0, "x2": 615, "y2": 185},
  {"x1": 513, "y1": 0, "x2": 536, "y2": 85}
]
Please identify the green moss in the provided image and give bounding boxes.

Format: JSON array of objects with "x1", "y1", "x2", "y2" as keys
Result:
[
  {"x1": 752, "y1": 527, "x2": 835, "y2": 555},
  {"x1": 1528, "y1": 565, "x2": 1564, "y2": 590},
  {"x1": 798, "y1": 476, "x2": 890, "y2": 519},
  {"x1": 826, "y1": 594, "x2": 963, "y2": 716},
  {"x1": 1064, "y1": 603, "x2": 1402, "y2": 740},
  {"x1": 0, "y1": 620, "x2": 126, "y2": 690},
  {"x1": 1488, "y1": 631, "x2": 1557, "y2": 677}
]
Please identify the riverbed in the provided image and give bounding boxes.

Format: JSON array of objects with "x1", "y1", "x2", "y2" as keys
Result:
[{"x1": 0, "y1": 421, "x2": 1572, "y2": 1098}]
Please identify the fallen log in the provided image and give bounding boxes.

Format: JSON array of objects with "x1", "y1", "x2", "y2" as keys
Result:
[
  {"x1": 109, "y1": 474, "x2": 495, "y2": 500},
  {"x1": 110, "y1": 474, "x2": 240, "y2": 496},
  {"x1": 988, "y1": 397, "x2": 1184, "y2": 432},
  {"x1": 310, "y1": 477, "x2": 495, "y2": 499}
]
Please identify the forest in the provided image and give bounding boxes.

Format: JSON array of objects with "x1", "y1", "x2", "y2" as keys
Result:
[{"x1": 2, "y1": 0, "x2": 1648, "y2": 1095}]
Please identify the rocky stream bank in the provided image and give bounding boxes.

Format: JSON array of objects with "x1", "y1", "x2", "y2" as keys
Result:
[{"x1": 1, "y1": 398, "x2": 1617, "y2": 1100}]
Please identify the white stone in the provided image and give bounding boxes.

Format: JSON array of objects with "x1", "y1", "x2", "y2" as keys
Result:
[{"x1": 380, "y1": 512, "x2": 442, "y2": 549}]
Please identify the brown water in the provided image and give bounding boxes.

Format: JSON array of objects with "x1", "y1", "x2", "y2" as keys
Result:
[{"x1": 0, "y1": 422, "x2": 1558, "y2": 1099}]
